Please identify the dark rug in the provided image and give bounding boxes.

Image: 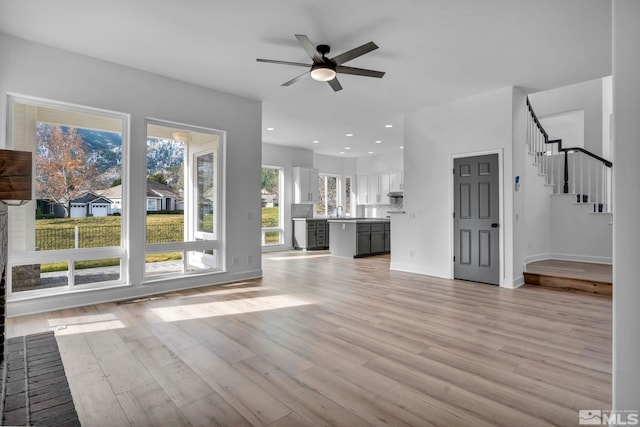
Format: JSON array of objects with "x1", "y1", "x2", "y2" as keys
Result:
[{"x1": 1, "y1": 331, "x2": 80, "y2": 426}]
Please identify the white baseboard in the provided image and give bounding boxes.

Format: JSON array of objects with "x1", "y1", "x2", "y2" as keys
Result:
[
  {"x1": 524, "y1": 252, "x2": 612, "y2": 267},
  {"x1": 550, "y1": 253, "x2": 612, "y2": 265},
  {"x1": 524, "y1": 253, "x2": 554, "y2": 266},
  {"x1": 390, "y1": 262, "x2": 449, "y2": 279},
  {"x1": 510, "y1": 275, "x2": 525, "y2": 289},
  {"x1": 262, "y1": 244, "x2": 293, "y2": 253}
]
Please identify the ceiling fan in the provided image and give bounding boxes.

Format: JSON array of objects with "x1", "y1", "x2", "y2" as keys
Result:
[{"x1": 257, "y1": 34, "x2": 385, "y2": 92}]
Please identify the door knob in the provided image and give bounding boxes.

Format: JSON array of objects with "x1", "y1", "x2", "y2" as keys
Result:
[{"x1": 491, "y1": 223, "x2": 499, "y2": 228}]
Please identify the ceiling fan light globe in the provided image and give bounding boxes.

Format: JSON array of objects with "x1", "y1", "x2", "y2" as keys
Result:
[{"x1": 310, "y1": 65, "x2": 336, "y2": 82}]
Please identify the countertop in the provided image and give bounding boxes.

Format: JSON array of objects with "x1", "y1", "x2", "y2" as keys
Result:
[{"x1": 326, "y1": 218, "x2": 390, "y2": 223}]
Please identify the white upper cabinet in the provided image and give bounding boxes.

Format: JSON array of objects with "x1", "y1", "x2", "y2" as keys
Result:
[
  {"x1": 379, "y1": 173, "x2": 391, "y2": 204},
  {"x1": 293, "y1": 167, "x2": 319, "y2": 204},
  {"x1": 355, "y1": 171, "x2": 403, "y2": 205},
  {"x1": 357, "y1": 174, "x2": 368, "y2": 205},
  {"x1": 367, "y1": 173, "x2": 380, "y2": 204},
  {"x1": 390, "y1": 171, "x2": 403, "y2": 192}
]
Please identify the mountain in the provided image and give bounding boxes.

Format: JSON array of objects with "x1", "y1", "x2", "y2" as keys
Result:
[
  {"x1": 37, "y1": 124, "x2": 184, "y2": 189},
  {"x1": 146, "y1": 138, "x2": 184, "y2": 174}
]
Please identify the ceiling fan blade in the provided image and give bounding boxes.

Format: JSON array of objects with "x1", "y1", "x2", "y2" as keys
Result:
[
  {"x1": 257, "y1": 58, "x2": 310, "y2": 68},
  {"x1": 331, "y1": 41, "x2": 378, "y2": 65},
  {"x1": 327, "y1": 77, "x2": 343, "y2": 92},
  {"x1": 337, "y1": 65, "x2": 385, "y2": 78},
  {"x1": 295, "y1": 34, "x2": 322, "y2": 63},
  {"x1": 282, "y1": 71, "x2": 310, "y2": 87}
]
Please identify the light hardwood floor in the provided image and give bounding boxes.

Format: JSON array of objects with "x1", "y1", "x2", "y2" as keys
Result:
[{"x1": 7, "y1": 252, "x2": 612, "y2": 426}]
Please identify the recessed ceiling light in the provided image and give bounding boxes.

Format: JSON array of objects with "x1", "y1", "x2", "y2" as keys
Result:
[
  {"x1": 312, "y1": 140, "x2": 319, "y2": 144},
  {"x1": 399, "y1": 146, "x2": 404, "y2": 149},
  {"x1": 384, "y1": 124, "x2": 393, "y2": 128},
  {"x1": 345, "y1": 133, "x2": 353, "y2": 137},
  {"x1": 368, "y1": 151, "x2": 374, "y2": 154},
  {"x1": 339, "y1": 151, "x2": 345, "y2": 154},
  {"x1": 374, "y1": 140, "x2": 382, "y2": 144},
  {"x1": 266, "y1": 127, "x2": 275, "y2": 131},
  {"x1": 344, "y1": 147, "x2": 351, "y2": 150}
]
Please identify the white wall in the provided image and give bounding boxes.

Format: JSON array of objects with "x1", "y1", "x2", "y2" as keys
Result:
[
  {"x1": 314, "y1": 153, "x2": 356, "y2": 177},
  {"x1": 511, "y1": 88, "x2": 531, "y2": 287},
  {"x1": 262, "y1": 143, "x2": 313, "y2": 251},
  {"x1": 0, "y1": 34, "x2": 263, "y2": 315},
  {"x1": 392, "y1": 87, "x2": 516, "y2": 287},
  {"x1": 355, "y1": 149, "x2": 403, "y2": 175},
  {"x1": 529, "y1": 78, "x2": 604, "y2": 156},
  {"x1": 612, "y1": 0, "x2": 640, "y2": 411},
  {"x1": 548, "y1": 196, "x2": 612, "y2": 263},
  {"x1": 602, "y1": 75, "x2": 613, "y2": 159}
]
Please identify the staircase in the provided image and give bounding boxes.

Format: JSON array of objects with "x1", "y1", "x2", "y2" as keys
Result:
[
  {"x1": 524, "y1": 259, "x2": 612, "y2": 296},
  {"x1": 523, "y1": 97, "x2": 613, "y2": 295}
]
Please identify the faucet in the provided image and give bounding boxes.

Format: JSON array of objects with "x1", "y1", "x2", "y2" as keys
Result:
[{"x1": 335, "y1": 206, "x2": 343, "y2": 218}]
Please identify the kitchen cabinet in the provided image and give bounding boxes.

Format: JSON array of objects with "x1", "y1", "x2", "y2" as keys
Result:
[
  {"x1": 384, "y1": 222, "x2": 391, "y2": 252},
  {"x1": 292, "y1": 218, "x2": 328, "y2": 250},
  {"x1": 328, "y1": 219, "x2": 390, "y2": 257},
  {"x1": 356, "y1": 223, "x2": 372, "y2": 257},
  {"x1": 367, "y1": 174, "x2": 380, "y2": 204},
  {"x1": 357, "y1": 171, "x2": 403, "y2": 205},
  {"x1": 378, "y1": 173, "x2": 391, "y2": 204},
  {"x1": 370, "y1": 223, "x2": 386, "y2": 254},
  {"x1": 356, "y1": 174, "x2": 368, "y2": 205},
  {"x1": 293, "y1": 167, "x2": 319, "y2": 204},
  {"x1": 390, "y1": 171, "x2": 403, "y2": 192}
]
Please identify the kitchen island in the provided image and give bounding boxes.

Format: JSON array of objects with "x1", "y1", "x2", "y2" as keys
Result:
[
  {"x1": 328, "y1": 218, "x2": 390, "y2": 258},
  {"x1": 292, "y1": 218, "x2": 329, "y2": 250}
]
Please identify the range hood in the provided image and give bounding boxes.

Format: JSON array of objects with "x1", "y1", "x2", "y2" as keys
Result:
[{"x1": 387, "y1": 191, "x2": 403, "y2": 198}]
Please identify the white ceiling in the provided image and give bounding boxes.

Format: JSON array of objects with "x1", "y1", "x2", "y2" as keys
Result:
[{"x1": 0, "y1": 0, "x2": 612, "y2": 158}]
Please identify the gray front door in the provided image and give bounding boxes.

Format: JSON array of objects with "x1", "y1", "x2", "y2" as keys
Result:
[{"x1": 454, "y1": 154, "x2": 500, "y2": 285}]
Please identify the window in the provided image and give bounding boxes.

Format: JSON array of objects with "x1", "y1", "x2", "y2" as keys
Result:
[
  {"x1": 316, "y1": 174, "x2": 339, "y2": 217},
  {"x1": 345, "y1": 176, "x2": 352, "y2": 216},
  {"x1": 7, "y1": 95, "x2": 127, "y2": 294},
  {"x1": 261, "y1": 167, "x2": 283, "y2": 246},
  {"x1": 144, "y1": 121, "x2": 224, "y2": 277}
]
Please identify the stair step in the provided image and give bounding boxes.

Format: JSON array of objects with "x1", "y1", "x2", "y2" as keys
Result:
[{"x1": 523, "y1": 272, "x2": 611, "y2": 296}]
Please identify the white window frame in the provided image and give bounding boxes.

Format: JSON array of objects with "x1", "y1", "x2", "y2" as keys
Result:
[
  {"x1": 5, "y1": 94, "x2": 129, "y2": 298},
  {"x1": 317, "y1": 173, "x2": 341, "y2": 217},
  {"x1": 261, "y1": 166, "x2": 283, "y2": 247},
  {"x1": 143, "y1": 119, "x2": 225, "y2": 280}
]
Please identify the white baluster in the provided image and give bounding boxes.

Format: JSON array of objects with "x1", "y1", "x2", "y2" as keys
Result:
[
  {"x1": 587, "y1": 157, "x2": 591, "y2": 205},
  {"x1": 572, "y1": 151, "x2": 576, "y2": 194},
  {"x1": 579, "y1": 155, "x2": 583, "y2": 203}
]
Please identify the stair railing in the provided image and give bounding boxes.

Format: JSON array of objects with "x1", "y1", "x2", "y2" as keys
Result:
[{"x1": 525, "y1": 96, "x2": 613, "y2": 213}]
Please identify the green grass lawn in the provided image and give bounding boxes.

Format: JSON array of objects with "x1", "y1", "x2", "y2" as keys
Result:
[
  {"x1": 37, "y1": 214, "x2": 185, "y2": 272},
  {"x1": 262, "y1": 207, "x2": 279, "y2": 227},
  {"x1": 262, "y1": 207, "x2": 280, "y2": 243}
]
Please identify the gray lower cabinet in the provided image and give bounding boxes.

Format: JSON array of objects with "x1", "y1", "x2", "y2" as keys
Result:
[
  {"x1": 384, "y1": 222, "x2": 391, "y2": 252},
  {"x1": 370, "y1": 223, "x2": 386, "y2": 254},
  {"x1": 293, "y1": 219, "x2": 329, "y2": 250},
  {"x1": 329, "y1": 220, "x2": 390, "y2": 258},
  {"x1": 356, "y1": 224, "x2": 371, "y2": 256}
]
